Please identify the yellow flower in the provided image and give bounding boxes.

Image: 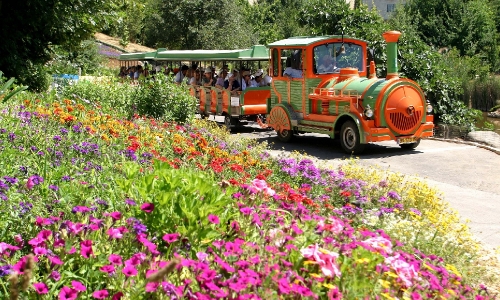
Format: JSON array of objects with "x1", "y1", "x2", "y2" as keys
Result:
[
  {"x1": 322, "y1": 283, "x2": 336, "y2": 289},
  {"x1": 378, "y1": 279, "x2": 391, "y2": 289}
]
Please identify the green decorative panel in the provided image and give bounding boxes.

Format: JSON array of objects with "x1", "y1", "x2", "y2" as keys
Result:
[
  {"x1": 305, "y1": 78, "x2": 322, "y2": 114},
  {"x1": 290, "y1": 81, "x2": 303, "y2": 112}
]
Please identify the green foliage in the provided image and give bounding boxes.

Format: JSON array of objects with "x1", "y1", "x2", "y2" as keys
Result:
[
  {"x1": 15, "y1": 62, "x2": 51, "y2": 93},
  {"x1": 100, "y1": 0, "x2": 147, "y2": 45},
  {"x1": 46, "y1": 40, "x2": 105, "y2": 76},
  {"x1": 0, "y1": 71, "x2": 28, "y2": 103},
  {"x1": 61, "y1": 78, "x2": 136, "y2": 117},
  {"x1": 143, "y1": 0, "x2": 256, "y2": 49},
  {"x1": 117, "y1": 161, "x2": 236, "y2": 255},
  {"x1": 0, "y1": 0, "x2": 114, "y2": 89},
  {"x1": 464, "y1": 76, "x2": 500, "y2": 112},
  {"x1": 401, "y1": 0, "x2": 499, "y2": 71},
  {"x1": 132, "y1": 75, "x2": 198, "y2": 123}
]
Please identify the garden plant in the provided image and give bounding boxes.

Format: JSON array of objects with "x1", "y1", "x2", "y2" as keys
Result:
[{"x1": 0, "y1": 77, "x2": 498, "y2": 299}]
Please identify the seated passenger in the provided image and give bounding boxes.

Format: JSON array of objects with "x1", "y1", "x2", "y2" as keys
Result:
[
  {"x1": 224, "y1": 72, "x2": 241, "y2": 95},
  {"x1": 317, "y1": 54, "x2": 336, "y2": 73},
  {"x1": 215, "y1": 69, "x2": 228, "y2": 89},
  {"x1": 203, "y1": 67, "x2": 215, "y2": 87},
  {"x1": 283, "y1": 57, "x2": 303, "y2": 79},
  {"x1": 241, "y1": 71, "x2": 252, "y2": 91},
  {"x1": 189, "y1": 69, "x2": 201, "y2": 86},
  {"x1": 263, "y1": 68, "x2": 272, "y2": 86},
  {"x1": 250, "y1": 70, "x2": 264, "y2": 87},
  {"x1": 174, "y1": 65, "x2": 189, "y2": 84}
]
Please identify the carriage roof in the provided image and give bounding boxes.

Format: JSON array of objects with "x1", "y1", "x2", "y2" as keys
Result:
[
  {"x1": 268, "y1": 35, "x2": 367, "y2": 47},
  {"x1": 155, "y1": 45, "x2": 269, "y2": 61}
]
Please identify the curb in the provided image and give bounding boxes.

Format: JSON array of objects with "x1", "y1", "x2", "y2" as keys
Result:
[{"x1": 429, "y1": 137, "x2": 500, "y2": 155}]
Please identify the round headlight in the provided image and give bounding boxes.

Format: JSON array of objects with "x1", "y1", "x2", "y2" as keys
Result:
[
  {"x1": 426, "y1": 103, "x2": 433, "y2": 113},
  {"x1": 364, "y1": 105, "x2": 374, "y2": 118}
]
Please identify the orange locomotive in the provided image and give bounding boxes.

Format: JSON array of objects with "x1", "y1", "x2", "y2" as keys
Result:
[{"x1": 262, "y1": 30, "x2": 434, "y2": 154}]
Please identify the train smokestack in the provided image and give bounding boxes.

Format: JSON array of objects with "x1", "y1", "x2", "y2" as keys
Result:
[{"x1": 382, "y1": 31, "x2": 401, "y2": 80}]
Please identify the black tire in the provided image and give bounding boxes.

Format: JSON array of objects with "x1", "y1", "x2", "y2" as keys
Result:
[
  {"x1": 276, "y1": 128, "x2": 294, "y2": 142},
  {"x1": 224, "y1": 115, "x2": 239, "y2": 131},
  {"x1": 340, "y1": 120, "x2": 365, "y2": 154},
  {"x1": 400, "y1": 139, "x2": 421, "y2": 150}
]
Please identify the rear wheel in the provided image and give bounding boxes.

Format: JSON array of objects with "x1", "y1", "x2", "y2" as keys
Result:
[
  {"x1": 224, "y1": 115, "x2": 239, "y2": 131},
  {"x1": 269, "y1": 106, "x2": 293, "y2": 142},
  {"x1": 277, "y1": 129, "x2": 293, "y2": 142},
  {"x1": 400, "y1": 139, "x2": 421, "y2": 150},
  {"x1": 340, "y1": 120, "x2": 365, "y2": 154}
]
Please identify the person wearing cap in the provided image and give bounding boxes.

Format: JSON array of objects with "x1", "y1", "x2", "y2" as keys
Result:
[
  {"x1": 203, "y1": 67, "x2": 215, "y2": 87},
  {"x1": 263, "y1": 68, "x2": 272, "y2": 86},
  {"x1": 283, "y1": 57, "x2": 303, "y2": 79},
  {"x1": 250, "y1": 70, "x2": 264, "y2": 87},
  {"x1": 174, "y1": 65, "x2": 189, "y2": 84},
  {"x1": 241, "y1": 70, "x2": 252, "y2": 91}
]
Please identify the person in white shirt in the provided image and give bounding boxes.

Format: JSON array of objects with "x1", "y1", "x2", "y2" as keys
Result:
[
  {"x1": 215, "y1": 69, "x2": 227, "y2": 89},
  {"x1": 241, "y1": 71, "x2": 252, "y2": 91},
  {"x1": 174, "y1": 65, "x2": 189, "y2": 84},
  {"x1": 250, "y1": 70, "x2": 264, "y2": 87}
]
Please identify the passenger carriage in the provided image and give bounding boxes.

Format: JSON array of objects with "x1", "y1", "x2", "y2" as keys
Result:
[{"x1": 154, "y1": 46, "x2": 270, "y2": 129}]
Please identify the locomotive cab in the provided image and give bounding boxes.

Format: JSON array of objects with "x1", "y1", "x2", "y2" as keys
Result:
[{"x1": 265, "y1": 31, "x2": 434, "y2": 154}]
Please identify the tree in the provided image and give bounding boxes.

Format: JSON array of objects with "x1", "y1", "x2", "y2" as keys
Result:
[
  {"x1": 144, "y1": 0, "x2": 256, "y2": 50},
  {"x1": 401, "y1": 0, "x2": 499, "y2": 71},
  {"x1": 0, "y1": 0, "x2": 114, "y2": 90}
]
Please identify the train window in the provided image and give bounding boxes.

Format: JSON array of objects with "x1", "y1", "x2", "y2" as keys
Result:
[{"x1": 314, "y1": 43, "x2": 363, "y2": 74}]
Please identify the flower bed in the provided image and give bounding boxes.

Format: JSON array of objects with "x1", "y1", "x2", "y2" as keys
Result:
[{"x1": 0, "y1": 94, "x2": 498, "y2": 299}]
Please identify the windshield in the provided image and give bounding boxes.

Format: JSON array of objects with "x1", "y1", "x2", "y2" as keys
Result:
[{"x1": 313, "y1": 43, "x2": 363, "y2": 74}]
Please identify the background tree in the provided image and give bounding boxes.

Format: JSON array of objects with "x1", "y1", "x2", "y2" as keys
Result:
[
  {"x1": 143, "y1": 0, "x2": 256, "y2": 50},
  {"x1": 402, "y1": 0, "x2": 499, "y2": 71},
  {"x1": 0, "y1": 0, "x2": 114, "y2": 91}
]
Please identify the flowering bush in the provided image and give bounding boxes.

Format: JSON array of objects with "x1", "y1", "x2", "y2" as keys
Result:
[{"x1": 0, "y1": 92, "x2": 498, "y2": 299}]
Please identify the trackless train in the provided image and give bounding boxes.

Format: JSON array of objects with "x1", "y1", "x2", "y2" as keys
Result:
[{"x1": 120, "y1": 31, "x2": 434, "y2": 154}]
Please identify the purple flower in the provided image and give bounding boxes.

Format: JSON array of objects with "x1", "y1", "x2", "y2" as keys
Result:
[
  {"x1": 51, "y1": 270, "x2": 61, "y2": 281},
  {"x1": 125, "y1": 198, "x2": 136, "y2": 206}
]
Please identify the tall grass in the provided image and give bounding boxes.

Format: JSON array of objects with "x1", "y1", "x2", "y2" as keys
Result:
[{"x1": 463, "y1": 76, "x2": 500, "y2": 111}]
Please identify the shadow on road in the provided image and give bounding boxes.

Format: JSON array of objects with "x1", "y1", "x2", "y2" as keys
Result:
[{"x1": 225, "y1": 122, "x2": 424, "y2": 161}]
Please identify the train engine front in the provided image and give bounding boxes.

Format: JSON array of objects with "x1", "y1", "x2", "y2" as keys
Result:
[{"x1": 329, "y1": 31, "x2": 434, "y2": 153}]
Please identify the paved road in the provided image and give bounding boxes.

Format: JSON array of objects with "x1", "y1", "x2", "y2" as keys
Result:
[{"x1": 218, "y1": 119, "x2": 500, "y2": 249}]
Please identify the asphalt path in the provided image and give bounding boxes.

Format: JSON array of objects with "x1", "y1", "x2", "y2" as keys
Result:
[{"x1": 212, "y1": 117, "x2": 500, "y2": 249}]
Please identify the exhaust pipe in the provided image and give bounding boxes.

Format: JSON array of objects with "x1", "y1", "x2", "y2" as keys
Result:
[{"x1": 382, "y1": 31, "x2": 401, "y2": 80}]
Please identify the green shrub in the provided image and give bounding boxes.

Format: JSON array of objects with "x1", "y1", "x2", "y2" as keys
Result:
[{"x1": 131, "y1": 74, "x2": 197, "y2": 123}]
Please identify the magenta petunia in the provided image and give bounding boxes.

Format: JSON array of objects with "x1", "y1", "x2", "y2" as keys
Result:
[
  {"x1": 109, "y1": 211, "x2": 122, "y2": 220},
  {"x1": 33, "y1": 282, "x2": 48, "y2": 294},
  {"x1": 71, "y1": 280, "x2": 86, "y2": 292},
  {"x1": 108, "y1": 254, "x2": 123, "y2": 265},
  {"x1": 100, "y1": 264, "x2": 115, "y2": 274},
  {"x1": 80, "y1": 240, "x2": 93, "y2": 258},
  {"x1": 112, "y1": 292, "x2": 124, "y2": 300},
  {"x1": 140, "y1": 203, "x2": 155, "y2": 213},
  {"x1": 208, "y1": 214, "x2": 220, "y2": 225},
  {"x1": 162, "y1": 233, "x2": 180, "y2": 243},
  {"x1": 122, "y1": 265, "x2": 138, "y2": 277},
  {"x1": 59, "y1": 286, "x2": 78, "y2": 300},
  {"x1": 92, "y1": 289, "x2": 109, "y2": 299},
  {"x1": 49, "y1": 255, "x2": 63, "y2": 265}
]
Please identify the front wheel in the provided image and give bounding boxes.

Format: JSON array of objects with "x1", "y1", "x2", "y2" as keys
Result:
[
  {"x1": 400, "y1": 139, "x2": 421, "y2": 150},
  {"x1": 224, "y1": 115, "x2": 239, "y2": 131},
  {"x1": 276, "y1": 128, "x2": 294, "y2": 142},
  {"x1": 340, "y1": 120, "x2": 365, "y2": 154}
]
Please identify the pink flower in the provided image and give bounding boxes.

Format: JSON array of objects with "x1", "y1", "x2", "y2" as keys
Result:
[
  {"x1": 208, "y1": 214, "x2": 220, "y2": 225},
  {"x1": 385, "y1": 254, "x2": 420, "y2": 287},
  {"x1": 301, "y1": 244, "x2": 341, "y2": 278},
  {"x1": 108, "y1": 254, "x2": 122, "y2": 265},
  {"x1": 72, "y1": 280, "x2": 86, "y2": 292},
  {"x1": 93, "y1": 289, "x2": 109, "y2": 299},
  {"x1": 140, "y1": 203, "x2": 154, "y2": 213},
  {"x1": 59, "y1": 286, "x2": 78, "y2": 300},
  {"x1": 112, "y1": 292, "x2": 124, "y2": 300},
  {"x1": 100, "y1": 265, "x2": 115, "y2": 274},
  {"x1": 80, "y1": 240, "x2": 93, "y2": 258},
  {"x1": 250, "y1": 179, "x2": 276, "y2": 196},
  {"x1": 49, "y1": 255, "x2": 63, "y2": 265},
  {"x1": 34, "y1": 247, "x2": 48, "y2": 256},
  {"x1": 316, "y1": 217, "x2": 344, "y2": 235},
  {"x1": 33, "y1": 282, "x2": 48, "y2": 294},
  {"x1": 109, "y1": 211, "x2": 122, "y2": 220},
  {"x1": 106, "y1": 228, "x2": 123, "y2": 239},
  {"x1": 162, "y1": 233, "x2": 179, "y2": 243},
  {"x1": 50, "y1": 271, "x2": 61, "y2": 281},
  {"x1": 362, "y1": 236, "x2": 393, "y2": 255},
  {"x1": 145, "y1": 282, "x2": 159, "y2": 292},
  {"x1": 122, "y1": 265, "x2": 138, "y2": 277},
  {"x1": 26, "y1": 176, "x2": 35, "y2": 189}
]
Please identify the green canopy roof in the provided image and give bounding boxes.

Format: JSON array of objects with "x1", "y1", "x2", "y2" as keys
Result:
[
  {"x1": 155, "y1": 45, "x2": 269, "y2": 61},
  {"x1": 119, "y1": 48, "x2": 166, "y2": 61}
]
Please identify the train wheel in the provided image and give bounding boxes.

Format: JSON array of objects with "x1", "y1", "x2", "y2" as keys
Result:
[
  {"x1": 400, "y1": 139, "x2": 421, "y2": 150},
  {"x1": 340, "y1": 121, "x2": 365, "y2": 154},
  {"x1": 269, "y1": 106, "x2": 293, "y2": 142},
  {"x1": 224, "y1": 115, "x2": 233, "y2": 131}
]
